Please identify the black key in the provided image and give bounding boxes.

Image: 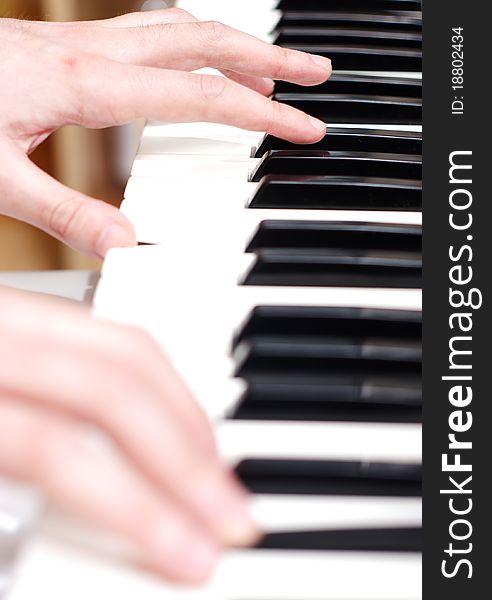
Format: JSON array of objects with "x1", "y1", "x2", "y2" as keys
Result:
[
  {"x1": 236, "y1": 459, "x2": 421, "y2": 496},
  {"x1": 244, "y1": 375, "x2": 422, "y2": 403},
  {"x1": 274, "y1": 73, "x2": 422, "y2": 97},
  {"x1": 241, "y1": 248, "x2": 422, "y2": 289},
  {"x1": 274, "y1": 26, "x2": 422, "y2": 48},
  {"x1": 276, "y1": 0, "x2": 422, "y2": 11},
  {"x1": 245, "y1": 221, "x2": 422, "y2": 253},
  {"x1": 282, "y1": 44, "x2": 422, "y2": 72},
  {"x1": 230, "y1": 378, "x2": 422, "y2": 423},
  {"x1": 277, "y1": 11, "x2": 422, "y2": 31},
  {"x1": 233, "y1": 306, "x2": 422, "y2": 348},
  {"x1": 248, "y1": 176, "x2": 421, "y2": 211},
  {"x1": 257, "y1": 527, "x2": 422, "y2": 552},
  {"x1": 234, "y1": 335, "x2": 421, "y2": 365},
  {"x1": 273, "y1": 93, "x2": 421, "y2": 126},
  {"x1": 250, "y1": 151, "x2": 422, "y2": 182},
  {"x1": 254, "y1": 128, "x2": 422, "y2": 157},
  {"x1": 234, "y1": 336, "x2": 421, "y2": 379}
]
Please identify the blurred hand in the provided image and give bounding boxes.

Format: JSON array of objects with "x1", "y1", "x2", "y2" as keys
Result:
[
  {"x1": 0, "y1": 9, "x2": 331, "y2": 258},
  {"x1": 0, "y1": 286, "x2": 260, "y2": 582}
]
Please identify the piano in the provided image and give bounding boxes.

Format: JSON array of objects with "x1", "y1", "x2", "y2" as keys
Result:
[{"x1": 7, "y1": 1, "x2": 422, "y2": 598}]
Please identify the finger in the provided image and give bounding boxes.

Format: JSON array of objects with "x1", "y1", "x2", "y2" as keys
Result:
[
  {"x1": 1, "y1": 150, "x2": 136, "y2": 259},
  {"x1": 33, "y1": 13, "x2": 277, "y2": 95},
  {"x1": 73, "y1": 61, "x2": 326, "y2": 144},
  {"x1": 92, "y1": 8, "x2": 197, "y2": 28},
  {"x1": 99, "y1": 14, "x2": 279, "y2": 95},
  {"x1": 0, "y1": 288, "x2": 217, "y2": 460},
  {"x1": 20, "y1": 8, "x2": 197, "y2": 30},
  {"x1": 0, "y1": 297, "x2": 259, "y2": 546},
  {"x1": 65, "y1": 21, "x2": 332, "y2": 86},
  {"x1": 220, "y1": 70, "x2": 275, "y2": 96},
  {"x1": 0, "y1": 396, "x2": 218, "y2": 583}
]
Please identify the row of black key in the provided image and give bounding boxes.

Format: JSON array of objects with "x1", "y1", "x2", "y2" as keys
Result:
[
  {"x1": 240, "y1": 458, "x2": 421, "y2": 550},
  {"x1": 230, "y1": 306, "x2": 422, "y2": 423},
  {"x1": 249, "y1": 127, "x2": 422, "y2": 214},
  {"x1": 276, "y1": 0, "x2": 422, "y2": 11},
  {"x1": 227, "y1": 5, "x2": 422, "y2": 556},
  {"x1": 240, "y1": 221, "x2": 422, "y2": 288},
  {"x1": 276, "y1": 11, "x2": 422, "y2": 31}
]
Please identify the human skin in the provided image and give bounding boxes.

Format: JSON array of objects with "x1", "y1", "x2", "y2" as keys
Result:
[{"x1": 0, "y1": 8, "x2": 331, "y2": 584}]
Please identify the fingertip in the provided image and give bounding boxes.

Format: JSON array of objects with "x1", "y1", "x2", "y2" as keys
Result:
[
  {"x1": 282, "y1": 117, "x2": 326, "y2": 145},
  {"x1": 309, "y1": 54, "x2": 332, "y2": 74},
  {"x1": 96, "y1": 220, "x2": 137, "y2": 258},
  {"x1": 304, "y1": 116, "x2": 327, "y2": 142},
  {"x1": 258, "y1": 77, "x2": 275, "y2": 96}
]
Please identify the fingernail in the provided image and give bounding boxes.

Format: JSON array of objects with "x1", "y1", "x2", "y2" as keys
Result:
[
  {"x1": 218, "y1": 496, "x2": 262, "y2": 547},
  {"x1": 260, "y1": 77, "x2": 275, "y2": 94},
  {"x1": 310, "y1": 54, "x2": 332, "y2": 70},
  {"x1": 96, "y1": 223, "x2": 136, "y2": 258},
  {"x1": 221, "y1": 514, "x2": 263, "y2": 547},
  {"x1": 308, "y1": 116, "x2": 327, "y2": 135}
]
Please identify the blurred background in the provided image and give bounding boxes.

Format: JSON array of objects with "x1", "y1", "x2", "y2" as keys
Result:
[{"x1": 0, "y1": 0, "x2": 173, "y2": 271}]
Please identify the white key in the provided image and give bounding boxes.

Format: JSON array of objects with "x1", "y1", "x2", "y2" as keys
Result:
[
  {"x1": 140, "y1": 122, "x2": 262, "y2": 156},
  {"x1": 11, "y1": 527, "x2": 421, "y2": 600},
  {"x1": 251, "y1": 495, "x2": 422, "y2": 531},
  {"x1": 120, "y1": 197, "x2": 422, "y2": 245},
  {"x1": 177, "y1": 0, "x2": 279, "y2": 40},
  {"x1": 131, "y1": 155, "x2": 258, "y2": 177},
  {"x1": 216, "y1": 421, "x2": 421, "y2": 464}
]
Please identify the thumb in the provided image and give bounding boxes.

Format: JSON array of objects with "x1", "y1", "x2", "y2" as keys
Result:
[{"x1": 2, "y1": 151, "x2": 136, "y2": 258}]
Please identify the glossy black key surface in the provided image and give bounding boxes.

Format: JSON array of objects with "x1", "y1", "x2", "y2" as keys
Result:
[
  {"x1": 242, "y1": 376, "x2": 422, "y2": 404},
  {"x1": 276, "y1": 0, "x2": 422, "y2": 11},
  {"x1": 274, "y1": 73, "x2": 422, "y2": 97},
  {"x1": 282, "y1": 44, "x2": 422, "y2": 72},
  {"x1": 277, "y1": 11, "x2": 422, "y2": 31},
  {"x1": 234, "y1": 335, "x2": 421, "y2": 379},
  {"x1": 253, "y1": 128, "x2": 422, "y2": 157},
  {"x1": 257, "y1": 527, "x2": 422, "y2": 552},
  {"x1": 241, "y1": 249, "x2": 422, "y2": 289},
  {"x1": 274, "y1": 26, "x2": 422, "y2": 48},
  {"x1": 250, "y1": 151, "x2": 422, "y2": 182},
  {"x1": 245, "y1": 221, "x2": 422, "y2": 253},
  {"x1": 236, "y1": 459, "x2": 421, "y2": 496},
  {"x1": 230, "y1": 378, "x2": 422, "y2": 422},
  {"x1": 234, "y1": 336, "x2": 422, "y2": 365},
  {"x1": 273, "y1": 93, "x2": 421, "y2": 126},
  {"x1": 248, "y1": 176, "x2": 422, "y2": 211},
  {"x1": 234, "y1": 306, "x2": 422, "y2": 348}
]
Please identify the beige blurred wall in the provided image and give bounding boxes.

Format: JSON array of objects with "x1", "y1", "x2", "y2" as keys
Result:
[{"x1": 0, "y1": 0, "x2": 138, "y2": 271}]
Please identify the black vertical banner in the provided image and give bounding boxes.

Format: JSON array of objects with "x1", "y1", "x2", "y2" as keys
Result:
[{"x1": 424, "y1": 0, "x2": 491, "y2": 598}]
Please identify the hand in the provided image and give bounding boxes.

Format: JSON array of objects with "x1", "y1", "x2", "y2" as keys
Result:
[
  {"x1": 0, "y1": 286, "x2": 259, "y2": 583},
  {"x1": 0, "y1": 10, "x2": 331, "y2": 258}
]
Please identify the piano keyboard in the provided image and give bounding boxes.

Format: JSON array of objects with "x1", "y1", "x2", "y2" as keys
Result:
[{"x1": 9, "y1": 1, "x2": 422, "y2": 599}]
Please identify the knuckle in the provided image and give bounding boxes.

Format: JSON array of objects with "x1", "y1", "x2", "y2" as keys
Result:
[
  {"x1": 48, "y1": 45, "x2": 98, "y2": 123},
  {"x1": 47, "y1": 195, "x2": 86, "y2": 241},
  {"x1": 51, "y1": 44, "x2": 85, "y2": 76},
  {"x1": 108, "y1": 324, "x2": 161, "y2": 368},
  {"x1": 199, "y1": 20, "x2": 228, "y2": 46},
  {"x1": 136, "y1": 22, "x2": 173, "y2": 48},
  {"x1": 166, "y1": 7, "x2": 193, "y2": 21},
  {"x1": 271, "y1": 46, "x2": 290, "y2": 80},
  {"x1": 197, "y1": 74, "x2": 228, "y2": 103},
  {"x1": 265, "y1": 99, "x2": 282, "y2": 132}
]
